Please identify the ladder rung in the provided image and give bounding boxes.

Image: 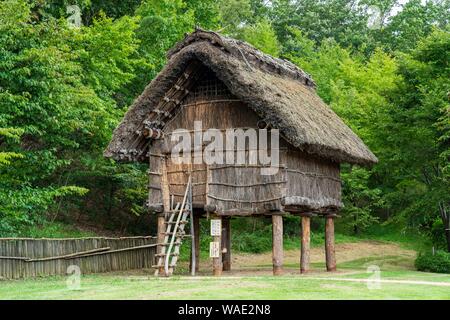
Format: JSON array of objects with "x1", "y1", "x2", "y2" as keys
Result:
[
  {"x1": 164, "y1": 232, "x2": 191, "y2": 236},
  {"x1": 157, "y1": 241, "x2": 182, "y2": 246},
  {"x1": 164, "y1": 221, "x2": 188, "y2": 225},
  {"x1": 155, "y1": 253, "x2": 180, "y2": 257},
  {"x1": 152, "y1": 264, "x2": 176, "y2": 268}
]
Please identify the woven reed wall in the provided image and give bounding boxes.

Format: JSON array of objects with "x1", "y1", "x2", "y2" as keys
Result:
[{"x1": 0, "y1": 237, "x2": 156, "y2": 279}]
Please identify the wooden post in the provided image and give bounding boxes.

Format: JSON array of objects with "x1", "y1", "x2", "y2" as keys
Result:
[
  {"x1": 300, "y1": 214, "x2": 311, "y2": 273},
  {"x1": 157, "y1": 213, "x2": 166, "y2": 275},
  {"x1": 272, "y1": 214, "x2": 283, "y2": 276},
  {"x1": 325, "y1": 214, "x2": 337, "y2": 272},
  {"x1": 221, "y1": 217, "x2": 231, "y2": 271},
  {"x1": 190, "y1": 214, "x2": 201, "y2": 273},
  {"x1": 212, "y1": 216, "x2": 223, "y2": 276}
]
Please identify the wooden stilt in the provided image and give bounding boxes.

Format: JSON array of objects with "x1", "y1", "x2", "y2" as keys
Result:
[
  {"x1": 157, "y1": 214, "x2": 166, "y2": 275},
  {"x1": 325, "y1": 214, "x2": 337, "y2": 272},
  {"x1": 190, "y1": 214, "x2": 201, "y2": 273},
  {"x1": 300, "y1": 214, "x2": 311, "y2": 273},
  {"x1": 212, "y1": 216, "x2": 223, "y2": 276},
  {"x1": 272, "y1": 214, "x2": 283, "y2": 276},
  {"x1": 221, "y1": 217, "x2": 231, "y2": 271}
]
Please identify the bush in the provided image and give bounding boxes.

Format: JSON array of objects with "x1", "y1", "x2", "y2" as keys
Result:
[{"x1": 415, "y1": 250, "x2": 450, "y2": 273}]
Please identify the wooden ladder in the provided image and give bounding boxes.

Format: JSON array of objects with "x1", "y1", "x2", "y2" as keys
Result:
[{"x1": 154, "y1": 175, "x2": 194, "y2": 277}]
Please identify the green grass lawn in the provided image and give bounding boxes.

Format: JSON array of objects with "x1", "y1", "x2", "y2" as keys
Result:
[
  {"x1": 1, "y1": 225, "x2": 448, "y2": 300},
  {"x1": 1, "y1": 248, "x2": 449, "y2": 300},
  {"x1": 1, "y1": 270, "x2": 449, "y2": 300}
]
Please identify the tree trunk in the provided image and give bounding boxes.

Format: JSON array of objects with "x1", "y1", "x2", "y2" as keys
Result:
[
  {"x1": 325, "y1": 215, "x2": 337, "y2": 272},
  {"x1": 446, "y1": 228, "x2": 450, "y2": 253},
  {"x1": 439, "y1": 202, "x2": 450, "y2": 253},
  {"x1": 300, "y1": 215, "x2": 311, "y2": 273},
  {"x1": 272, "y1": 214, "x2": 284, "y2": 276}
]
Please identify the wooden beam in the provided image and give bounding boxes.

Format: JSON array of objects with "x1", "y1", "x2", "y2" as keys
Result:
[
  {"x1": 157, "y1": 214, "x2": 166, "y2": 275},
  {"x1": 221, "y1": 217, "x2": 231, "y2": 271},
  {"x1": 272, "y1": 214, "x2": 284, "y2": 276},
  {"x1": 301, "y1": 215, "x2": 311, "y2": 273},
  {"x1": 212, "y1": 216, "x2": 223, "y2": 276},
  {"x1": 325, "y1": 215, "x2": 337, "y2": 272},
  {"x1": 190, "y1": 214, "x2": 201, "y2": 273}
]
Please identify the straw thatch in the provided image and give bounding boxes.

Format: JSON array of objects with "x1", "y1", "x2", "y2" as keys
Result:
[{"x1": 104, "y1": 29, "x2": 377, "y2": 166}]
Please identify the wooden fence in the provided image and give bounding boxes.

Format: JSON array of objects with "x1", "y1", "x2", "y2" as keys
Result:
[{"x1": 0, "y1": 236, "x2": 156, "y2": 279}]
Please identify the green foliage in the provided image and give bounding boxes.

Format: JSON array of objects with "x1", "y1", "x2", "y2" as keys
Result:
[
  {"x1": 271, "y1": 0, "x2": 373, "y2": 51},
  {"x1": 72, "y1": 13, "x2": 143, "y2": 103},
  {"x1": 240, "y1": 19, "x2": 281, "y2": 57},
  {"x1": 232, "y1": 223, "x2": 273, "y2": 253},
  {"x1": 0, "y1": 128, "x2": 23, "y2": 166},
  {"x1": 431, "y1": 219, "x2": 448, "y2": 250},
  {"x1": 0, "y1": 0, "x2": 449, "y2": 246},
  {"x1": 218, "y1": 0, "x2": 252, "y2": 35},
  {"x1": 415, "y1": 250, "x2": 450, "y2": 273},
  {"x1": 341, "y1": 167, "x2": 382, "y2": 234},
  {"x1": 18, "y1": 221, "x2": 95, "y2": 238},
  {"x1": 0, "y1": 0, "x2": 143, "y2": 236},
  {"x1": 377, "y1": 28, "x2": 450, "y2": 242},
  {"x1": 29, "y1": 0, "x2": 141, "y2": 25},
  {"x1": 380, "y1": 0, "x2": 450, "y2": 52}
]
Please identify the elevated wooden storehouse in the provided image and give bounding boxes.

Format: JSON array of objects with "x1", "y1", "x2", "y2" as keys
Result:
[{"x1": 105, "y1": 29, "x2": 377, "y2": 276}]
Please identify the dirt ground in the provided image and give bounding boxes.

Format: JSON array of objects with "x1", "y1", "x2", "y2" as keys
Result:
[{"x1": 183, "y1": 241, "x2": 417, "y2": 276}]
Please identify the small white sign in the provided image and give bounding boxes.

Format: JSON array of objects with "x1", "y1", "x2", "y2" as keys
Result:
[
  {"x1": 209, "y1": 241, "x2": 220, "y2": 258},
  {"x1": 210, "y1": 219, "x2": 222, "y2": 236}
]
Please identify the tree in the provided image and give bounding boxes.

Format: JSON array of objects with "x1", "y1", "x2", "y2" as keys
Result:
[
  {"x1": 391, "y1": 28, "x2": 450, "y2": 250},
  {"x1": 381, "y1": 0, "x2": 450, "y2": 52},
  {"x1": 0, "y1": 128, "x2": 23, "y2": 166},
  {"x1": 271, "y1": 0, "x2": 373, "y2": 51},
  {"x1": 284, "y1": 28, "x2": 401, "y2": 233},
  {"x1": 0, "y1": 0, "x2": 143, "y2": 235},
  {"x1": 240, "y1": 19, "x2": 281, "y2": 57}
]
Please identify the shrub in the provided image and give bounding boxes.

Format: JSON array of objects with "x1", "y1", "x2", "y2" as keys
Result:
[{"x1": 415, "y1": 250, "x2": 450, "y2": 274}]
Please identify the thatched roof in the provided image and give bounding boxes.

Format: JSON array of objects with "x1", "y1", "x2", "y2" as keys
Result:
[{"x1": 105, "y1": 29, "x2": 378, "y2": 165}]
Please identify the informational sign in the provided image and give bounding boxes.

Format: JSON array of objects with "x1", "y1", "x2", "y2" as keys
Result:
[
  {"x1": 209, "y1": 242, "x2": 220, "y2": 258},
  {"x1": 210, "y1": 219, "x2": 222, "y2": 236}
]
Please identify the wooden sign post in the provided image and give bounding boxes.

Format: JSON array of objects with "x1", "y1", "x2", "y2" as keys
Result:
[{"x1": 210, "y1": 218, "x2": 222, "y2": 276}]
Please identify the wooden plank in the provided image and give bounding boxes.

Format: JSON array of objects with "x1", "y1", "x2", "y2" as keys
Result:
[
  {"x1": 300, "y1": 215, "x2": 311, "y2": 273},
  {"x1": 272, "y1": 214, "x2": 283, "y2": 276},
  {"x1": 190, "y1": 214, "x2": 201, "y2": 273},
  {"x1": 157, "y1": 214, "x2": 166, "y2": 275},
  {"x1": 161, "y1": 159, "x2": 171, "y2": 212},
  {"x1": 67, "y1": 244, "x2": 156, "y2": 259},
  {"x1": 26, "y1": 247, "x2": 111, "y2": 262},
  {"x1": 0, "y1": 256, "x2": 29, "y2": 261},
  {"x1": 325, "y1": 216, "x2": 337, "y2": 272},
  {"x1": 212, "y1": 216, "x2": 223, "y2": 276},
  {"x1": 221, "y1": 217, "x2": 231, "y2": 271}
]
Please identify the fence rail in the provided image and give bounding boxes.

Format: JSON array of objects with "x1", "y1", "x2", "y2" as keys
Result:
[{"x1": 0, "y1": 236, "x2": 156, "y2": 279}]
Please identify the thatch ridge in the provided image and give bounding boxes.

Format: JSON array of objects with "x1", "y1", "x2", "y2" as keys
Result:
[{"x1": 104, "y1": 29, "x2": 378, "y2": 166}]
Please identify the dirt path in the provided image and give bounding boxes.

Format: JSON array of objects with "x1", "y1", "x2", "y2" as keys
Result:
[
  {"x1": 187, "y1": 240, "x2": 417, "y2": 276},
  {"x1": 233, "y1": 241, "x2": 416, "y2": 267}
]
